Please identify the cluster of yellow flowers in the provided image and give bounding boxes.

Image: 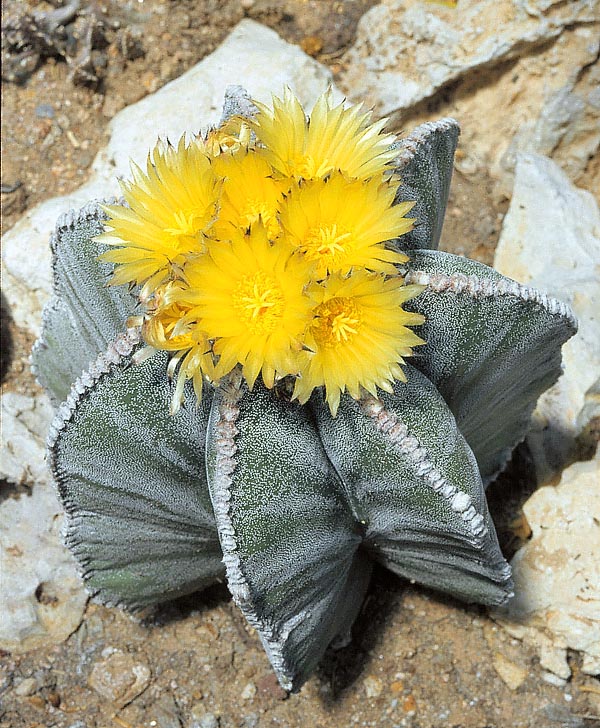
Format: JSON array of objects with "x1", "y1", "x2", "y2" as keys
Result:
[{"x1": 99, "y1": 88, "x2": 425, "y2": 415}]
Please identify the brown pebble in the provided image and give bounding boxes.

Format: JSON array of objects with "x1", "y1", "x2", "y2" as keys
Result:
[
  {"x1": 88, "y1": 650, "x2": 151, "y2": 708},
  {"x1": 28, "y1": 695, "x2": 46, "y2": 709},
  {"x1": 47, "y1": 691, "x2": 61, "y2": 708},
  {"x1": 300, "y1": 35, "x2": 324, "y2": 57},
  {"x1": 403, "y1": 694, "x2": 417, "y2": 713},
  {"x1": 256, "y1": 673, "x2": 288, "y2": 701},
  {"x1": 390, "y1": 680, "x2": 404, "y2": 693},
  {"x1": 102, "y1": 94, "x2": 126, "y2": 118},
  {"x1": 35, "y1": 119, "x2": 53, "y2": 141},
  {"x1": 140, "y1": 71, "x2": 159, "y2": 93}
]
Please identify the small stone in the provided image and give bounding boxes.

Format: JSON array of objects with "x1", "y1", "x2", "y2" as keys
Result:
[
  {"x1": 1, "y1": 180, "x2": 27, "y2": 217},
  {"x1": 189, "y1": 703, "x2": 221, "y2": 728},
  {"x1": 492, "y1": 653, "x2": 528, "y2": 690},
  {"x1": 256, "y1": 672, "x2": 288, "y2": 700},
  {"x1": 240, "y1": 681, "x2": 256, "y2": 700},
  {"x1": 541, "y1": 671, "x2": 568, "y2": 688},
  {"x1": 35, "y1": 104, "x2": 55, "y2": 119},
  {"x1": 300, "y1": 36, "x2": 323, "y2": 57},
  {"x1": 390, "y1": 680, "x2": 404, "y2": 693},
  {"x1": 190, "y1": 714, "x2": 219, "y2": 728},
  {"x1": 88, "y1": 650, "x2": 151, "y2": 708},
  {"x1": 195, "y1": 623, "x2": 219, "y2": 642},
  {"x1": 14, "y1": 676, "x2": 38, "y2": 696},
  {"x1": 141, "y1": 70, "x2": 159, "y2": 94},
  {"x1": 102, "y1": 94, "x2": 126, "y2": 119},
  {"x1": 403, "y1": 694, "x2": 417, "y2": 713},
  {"x1": 28, "y1": 695, "x2": 46, "y2": 709},
  {"x1": 151, "y1": 693, "x2": 183, "y2": 728},
  {"x1": 363, "y1": 675, "x2": 383, "y2": 698}
]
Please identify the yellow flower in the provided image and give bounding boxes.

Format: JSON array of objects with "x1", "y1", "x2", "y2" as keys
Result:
[
  {"x1": 203, "y1": 115, "x2": 252, "y2": 157},
  {"x1": 172, "y1": 224, "x2": 314, "y2": 390},
  {"x1": 98, "y1": 136, "x2": 220, "y2": 297},
  {"x1": 280, "y1": 173, "x2": 414, "y2": 278},
  {"x1": 141, "y1": 284, "x2": 215, "y2": 413},
  {"x1": 211, "y1": 148, "x2": 287, "y2": 240},
  {"x1": 293, "y1": 271, "x2": 425, "y2": 416},
  {"x1": 251, "y1": 87, "x2": 398, "y2": 180}
]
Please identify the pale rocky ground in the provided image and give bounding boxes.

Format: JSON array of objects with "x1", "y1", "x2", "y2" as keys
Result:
[{"x1": 1, "y1": 2, "x2": 599, "y2": 727}]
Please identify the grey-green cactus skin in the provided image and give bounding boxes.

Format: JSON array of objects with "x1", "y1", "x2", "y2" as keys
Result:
[
  {"x1": 32, "y1": 202, "x2": 137, "y2": 404},
  {"x1": 391, "y1": 117, "x2": 459, "y2": 252},
  {"x1": 48, "y1": 331, "x2": 222, "y2": 609},
  {"x1": 311, "y1": 365, "x2": 511, "y2": 606},
  {"x1": 404, "y1": 250, "x2": 577, "y2": 483},
  {"x1": 33, "y1": 96, "x2": 577, "y2": 692},
  {"x1": 207, "y1": 378, "x2": 373, "y2": 690}
]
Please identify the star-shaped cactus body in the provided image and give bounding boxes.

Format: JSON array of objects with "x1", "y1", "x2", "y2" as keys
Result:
[{"x1": 33, "y1": 87, "x2": 576, "y2": 691}]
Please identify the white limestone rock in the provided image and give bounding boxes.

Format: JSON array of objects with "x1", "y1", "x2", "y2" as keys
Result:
[
  {"x1": 494, "y1": 27, "x2": 600, "y2": 198},
  {"x1": 359, "y1": 21, "x2": 600, "y2": 201},
  {"x1": 0, "y1": 484, "x2": 87, "y2": 654},
  {"x1": 493, "y1": 453, "x2": 600, "y2": 678},
  {"x1": 494, "y1": 153, "x2": 600, "y2": 482},
  {"x1": 88, "y1": 650, "x2": 152, "y2": 708},
  {"x1": 0, "y1": 391, "x2": 54, "y2": 486},
  {"x1": 340, "y1": 0, "x2": 598, "y2": 118},
  {"x1": 1, "y1": 19, "x2": 339, "y2": 337}
]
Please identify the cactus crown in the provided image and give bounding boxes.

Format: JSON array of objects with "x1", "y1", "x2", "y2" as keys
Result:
[
  {"x1": 98, "y1": 87, "x2": 422, "y2": 415},
  {"x1": 33, "y1": 86, "x2": 577, "y2": 692}
]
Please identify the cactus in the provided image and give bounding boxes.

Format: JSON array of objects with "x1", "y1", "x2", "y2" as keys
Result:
[{"x1": 33, "y1": 86, "x2": 576, "y2": 692}]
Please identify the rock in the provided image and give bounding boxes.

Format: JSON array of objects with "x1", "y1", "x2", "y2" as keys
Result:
[
  {"x1": 494, "y1": 27, "x2": 600, "y2": 198},
  {"x1": 492, "y1": 453, "x2": 600, "y2": 678},
  {"x1": 189, "y1": 708, "x2": 220, "y2": 728},
  {"x1": 339, "y1": 3, "x2": 600, "y2": 200},
  {"x1": 240, "y1": 682, "x2": 257, "y2": 700},
  {"x1": 0, "y1": 484, "x2": 87, "y2": 654},
  {"x1": 340, "y1": 0, "x2": 598, "y2": 118},
  {"x1": 541, "y1": 671, "x2": 568, "y2": 688},
  {"x1": 151, "y1": 693, "x2": 183, "y2": 728},
  {"x1": 0, "y1": 392, "x2": 53, "y2": 486},
  {"x1": 256, "y1": 672, "x2": 288, "y2": 700},
  {"x1": 363, "y1": 674, "x2": 383, "y2": 698},
  {"x1": 1, "y1": 19, "x2": 339, "y2": 338},
  {"x1": 198, "y1": 718, "x2": 219, "y2": 728},
  {"x1": 13, "y1": 676, "x2": 39, "y2": 697},
  {"x1": 88, "y1": 650, "x2": 151, "y2": 708},
  {"x1": 492, "y1": 653, "x2": 528, "y2": 691},
  {"x1": 494, "y1": 153, "x2": 600, "y2": 482}
]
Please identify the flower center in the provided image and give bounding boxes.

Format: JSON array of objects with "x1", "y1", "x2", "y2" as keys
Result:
[
  {"x1": 242, "y1": 200, "x2": 280, "y2": 238},
  {"x1": 301, "y1": 224, "x2": 352, "y2": 265},
  {"x1": 292, "y1": 154, "x2": 331, "y2": 179},
  {"x1": 164, "y1": 209, "x2": 210, "y2": 252},
  {"x1": 311, "y1": 297, "x2": 361, "y2": 348},
  {"x1": 232, "y1": 272, "x2": 284, "y2": 333}
]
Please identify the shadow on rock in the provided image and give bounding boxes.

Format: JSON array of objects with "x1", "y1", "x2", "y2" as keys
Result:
[{"x1": 0, "y1": 292, "x2": 13, "y2": 384}]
